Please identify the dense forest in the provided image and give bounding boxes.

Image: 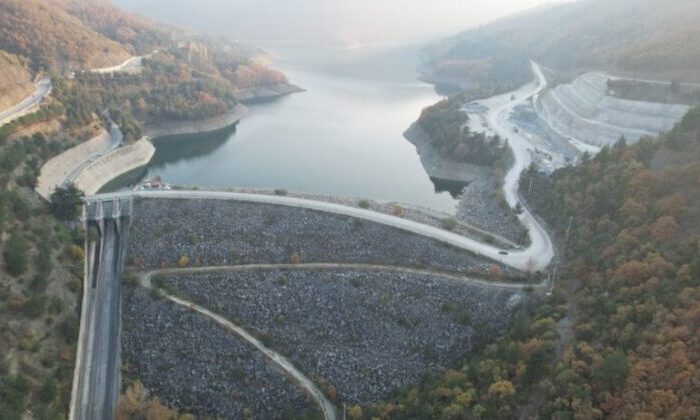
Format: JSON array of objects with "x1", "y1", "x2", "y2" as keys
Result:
[
  {"x1": 417, "y1": 94, "x2": 507, "y2": 167},
  {"x1": 0, "y1": 0, "x2": 132, "y2": 73},
  {"x1": 72, "y1": 41, "x2": 286, "y2": 128},
  {"x1": 0, "y1": 0, "x2": 291, "y2": 143},
  {"x1": 62, "y1": 0, "x2": 172, "y2": 55},
  {"x1": 0, "y1": 130, "x2": 87, "y2": 418},
  {"x1": 361, "y1": 108, "x2": 700, "y2": 419}
]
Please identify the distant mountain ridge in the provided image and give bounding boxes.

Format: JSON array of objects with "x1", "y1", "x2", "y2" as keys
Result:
[
  {"x1": 0, "y1": 0, "x2": 291, "y2": 136},
  {"x1": 426, "y1": 0, "x2": 700, "y2": 91}
]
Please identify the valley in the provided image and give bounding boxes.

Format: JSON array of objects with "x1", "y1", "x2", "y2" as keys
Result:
[{"x1": 1, "y1": 0, "x2": 699, "y2": 419}]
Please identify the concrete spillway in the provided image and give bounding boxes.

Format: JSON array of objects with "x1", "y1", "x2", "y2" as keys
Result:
[
  {"x1": 70, "y1": 198, "x2": 132, "y2": 420},
  {"x1": 537, "y1": 72, "x2": 689, "y2": 146}
]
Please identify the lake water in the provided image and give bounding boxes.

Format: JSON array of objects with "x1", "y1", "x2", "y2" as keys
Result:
[{"x1": 117, "y1": 45, "x2": 460, "y2": 212}]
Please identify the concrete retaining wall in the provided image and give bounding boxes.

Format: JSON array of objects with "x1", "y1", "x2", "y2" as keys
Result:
[
  {"x1": 538, "y1": 72, "x2": 689, "y2": 146},
  {"x1": 142, "y1": 104, "x2": 248, "y2": 140},
  {"x1": 74, "y1": 138, "x2": 155, "y2": 195},
  {"x1": 36, "y1": 129, "x2": 113, "y2": 199}
]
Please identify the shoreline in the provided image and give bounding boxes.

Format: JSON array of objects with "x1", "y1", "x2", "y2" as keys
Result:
[
  {"x1": 235, "y1": 83, "x2": 305, "y2": 103},
  {"x1": 142, "y1": 83, "x2": 304, "y2": 140},
  {"x1": 403, "y1": 121, "x2": 489, "y2": 185},
  {"x1": 142, "y1": 103, "x2": 249, "y2": 140},
  {"x1": 41, "y1": 82, "x2": 304, "y2": 198}
]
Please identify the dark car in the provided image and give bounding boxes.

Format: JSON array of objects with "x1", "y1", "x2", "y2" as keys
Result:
[{"x1": 499, "y1": 251, "x2": 509, "y2": 255}]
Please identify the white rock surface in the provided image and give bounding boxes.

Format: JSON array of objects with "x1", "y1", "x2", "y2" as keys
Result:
[
  {"x1": 36, "y1": 129, "x2": 113, "y2": 199},
  {"x1": 537, "y1": 72, "x2": 689, "y2": 146},
  {"x1": 74, "y1": 138, "x2": 155, "y2": 195}
]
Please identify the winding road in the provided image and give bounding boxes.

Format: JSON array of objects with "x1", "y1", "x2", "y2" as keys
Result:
[
  {"x1": 64, "y1": 122, "x2": 124, "y2": 186},
  {"x1": 91, "y1": 51, "x2": 157, "y2": 74},
  {"x1": 136, "y1": 262, "x2": 543, "y2": 420},
  {"x1": 0, "y1": 78, "x2": 52, "y2": 127},
  {"x1": 139, "y1": 268, "x2": 337, "y2": 420},
  {"x1": 486, "y1": 62, "x2": 555, "y2": 271}
]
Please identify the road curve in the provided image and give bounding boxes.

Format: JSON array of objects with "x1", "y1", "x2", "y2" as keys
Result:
[
  {"x1": 139, "y1": 270, "x2": 337, "y2": 420},
  {"x1": 89, "y1": 186, "x2": 552, "y2": 272},
  {"x1": 91, "y1": 51, "x2": 157, "y2": 74},
  {"x1": 0, "y1": 78, "x2": 52, "y2": 127},
  {"x1": 63, "y1": 122, "x2": 123, "y2": 186},
  {"x1": 485, "y1": 62, "x2": 555, "y2": 272}
]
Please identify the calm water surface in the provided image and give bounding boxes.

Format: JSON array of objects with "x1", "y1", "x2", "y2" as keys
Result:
[{"x1": 118, "y1": 45, "x2": 460, "y2": 212}]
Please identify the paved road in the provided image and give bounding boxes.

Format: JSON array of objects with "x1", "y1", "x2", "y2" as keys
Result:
[
  {"x1": 89, "y1": 185, "x2": 554, "y2": 272},
  {"x1": 91, "y1": 52, "x2": 156, "y2": 74},
  {"x1": 135, "y1": 263, "x2": 542, "y2": 419},
  {"x1": 140, "y1": 269, "x2": 337, "y2": 420},
  {"x1": 72, "y1": 219, "x2": 125, "y2": 420},
  {"x1": 63, "y1": 122, "x2": 123, "y2": 186},
  {"x1": 0, "y1": 78, "x2": 52, "y2": 127},
  {"x1": 484, "y1": 62, "x2": 555, "y2": 272},
  {"x1": 143, "y1": 263, "x2": 544, "y2": 292}
]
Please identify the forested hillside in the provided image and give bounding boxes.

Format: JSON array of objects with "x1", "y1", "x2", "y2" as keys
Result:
[
  {"x1": 0, "y1": 1, "x2": 293, "y2": 418},
  {"x1": 417, "y1": 94, "x2": 507, "y2": 167},
  {"x1": 426, "y1": 0, "x2": 700, "y2": 92},
  {"x1": 0, "y1": 0, "x2": 133, "y2": 73},
  {"x1": 0, "y1": 0, "x2": 291, "y2": 140},
  {"x1": 364, "y1": 109, "x2": 700, "y2": 419},
  {"x1": 62, "y1": 0, "x2": 172, "y2": 55},
  {"x1": 0, "y1": 51, "x2": 33, "y2": 110}
]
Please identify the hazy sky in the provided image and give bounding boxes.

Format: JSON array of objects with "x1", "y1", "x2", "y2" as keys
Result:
[{"x1": 115, "y1": 0, "x2": 569, "y2": 45}]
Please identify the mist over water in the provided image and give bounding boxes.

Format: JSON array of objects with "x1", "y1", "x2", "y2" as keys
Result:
[{"x1": 114, "y1": 0, "x2": 560, "y2": 46}]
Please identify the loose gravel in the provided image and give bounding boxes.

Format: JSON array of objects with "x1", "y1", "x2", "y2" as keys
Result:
[
  {"x1": 128, "y1": 198, "x2": 515, "y2": 277},
  {"x1": 121, "y1": 286, "x2": 320, "y2": 419},
  {"x1": 160, "y1": 268, "x2": 528, "y2": 405},
  {"x1": 457, "y1": 178, "x2": 528, "y2": 244}
]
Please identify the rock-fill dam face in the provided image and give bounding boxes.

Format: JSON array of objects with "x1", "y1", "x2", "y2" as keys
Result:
[
  {"x1": 538, "y1": 72, "x2": 689, "y2": 146},
  {"x1": 118, "y1": 197, "x2": 531, "y2": 418}
]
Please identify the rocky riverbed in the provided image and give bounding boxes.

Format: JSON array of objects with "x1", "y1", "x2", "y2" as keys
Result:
[
  {"x1": 160, "y1": 269, "x2": 529, "y2": 405},
  {"x1": 121, "y1": 285, "x2": 319, "y2": 419},
  {"x1": 128, "y1": 198, "x2": 517, "y2": 278}
]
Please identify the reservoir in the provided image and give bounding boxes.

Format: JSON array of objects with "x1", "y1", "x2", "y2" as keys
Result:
[{"x1": 116, "y1": 45, "x2": 460, "y2": 212}]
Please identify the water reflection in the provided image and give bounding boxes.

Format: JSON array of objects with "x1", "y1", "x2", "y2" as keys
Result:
[
  {"x1": 109, "y1": 45, "x2": 461, "y2": 213},
  {"x1": 430, "y1": 178, "x2": 469, "y2": 198},
  {"x1": 150, "y1": 125, "x2": 236, "y2": 167}
]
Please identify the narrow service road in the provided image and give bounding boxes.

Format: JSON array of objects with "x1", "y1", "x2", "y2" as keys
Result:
[
  {"x1": 73, "y1": 219, "x2": 125, "y2": 420},
  {"x1": 139, "y1": 269, "x2": 337, "y2": 420},
  {"x1": 0, "y1": 78, "x2": 52, "y2": 127},
  {"x1": 484, "y1": 61, "x2": 555, "y2": 273}
]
